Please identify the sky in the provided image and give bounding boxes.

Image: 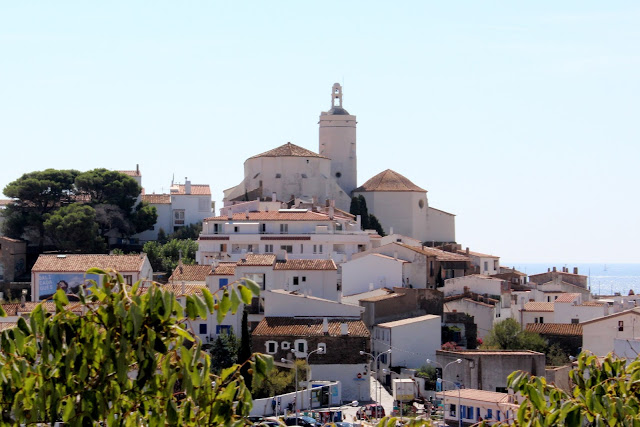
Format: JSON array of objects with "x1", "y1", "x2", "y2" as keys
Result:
[{"x1": 1, "y1": 2, "x2": 638, "y2": 264}]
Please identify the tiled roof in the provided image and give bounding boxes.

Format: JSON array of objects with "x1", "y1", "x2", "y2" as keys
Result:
[
  {"x1": 554, "y1": 293, "x2": 581, "y2": 303},
  {"x1": 440, "y1": 389, "x2": 517, "y2": 405},
  {"x1": 377, "y1": 314, "x2": 440, "y2": 328},
  {"x1": 141, "y1": 194, "x2": 171, "y2": 204},
  {"x1": 252, "y1": 317, "x2": 370, "y2": 338},
  {"x1": 360, "y1": 293, "x2": 402, "y2": 303},
  {"x1": 204, "y1": 211, "x2": 333, "y2": 222},
  {"x1": 0, "y1": 322, "x2": 17, "y2": 331},
  {"x1": 0, "y1": 199, "x2": 13, "y2": 207},
  {"x1": 160, "y1": 283, "x2": 207, "y2": 296},
  {"x1": 170, "y1": 184, "x2": 211, "y2": 195},
  {"x1": 525, "y1": 323, "x2": 583, "y2": 336},
  {"x1": 200, "y1": 236, "x2": 230, "y2": 240},
  {"x1": 168, "y1": 265, "x2": 212, "y2": 282},
  {"x1": 523, "y1": 302, "x2": 555, "y2": 312},
  {"x1": 212, "y1": 263, "x2": 236, "y2": 276},
  {"x1": 578, "y1": 301, "x2": 605, "y2": 307},
  {"x1": 399, "y1": 244, "x2": 470, "y2": 262},
  {"x1": 354, "y1": 169, "x2": 426, "y2": 193},
  {"x1": 32, "y1": 254, "x2": 147, "y2": 273},
  {"x1": 370, "y1": 253, "x2": 410, "y2": 263},
  {"x1": 118, "y1": 170, "x2": 141, "y2": 177},
  {"x1": 248, "y1": 142, "x2": 328, "y2": 160},
  {"x1": 456, "y1": 250, "x2": 498, "y2": 258},
  {"x1": 1, "y1": 301, "x2": 82, "y2": 315},
  {"x1": 237, "y1": 254, "x2": 276, "y2": 267},
  {"x1": 273, "y1": 259, "x2": 337, "y2": 271}
]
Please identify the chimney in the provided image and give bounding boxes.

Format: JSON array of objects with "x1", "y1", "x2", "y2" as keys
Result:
[
  {"x1": 276, "y1": 250, "x2": 288, "y2": 261},
  {"x1": 325, "y1": 199, "x2": 330, "y2": 207},
  {"x1": 369, "y1": 283, "x2": 374, "y2": 291},
  {"x1": 329, "y1": 205, "x2": 334, "y2": 220},
  {"x1": 322, "y1": 317, "x2": 329, "y2": 334},
  {"x1": 136, "y1": 164, "x2": 139, "y2": 174},
  {"x1": 245, "y1": 211, "x2": 250, "y2": 219},
  {"x1": 312, "y1": 196, "x2": 318, "y2": 206},
  {"x1": 389, "y1": 227, "x2": 394, "y2": 235},
  {"x1": 340, "y1": 323, "x2": 349, "y2": 335},
  {"x1": 227, "y1": 211, "x2": 233, "y2": 220},
  {"x1": 272, "y1": 192, "x2": 277, "y2": 202},
  {"x1": 185, "y1": 178, "x2": 191, "y2": 194},
  {"x1": 553, "y1": 266, "x2": 557, "y2": 272},
  {"x1": 574, "y1": 267, "x2": 579, "y2": 274},
  {"x1": 466, "y1": 247, "x2": 470, "y2": 255}
]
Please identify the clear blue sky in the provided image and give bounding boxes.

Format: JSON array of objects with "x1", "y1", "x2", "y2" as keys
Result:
[{"x1": 1, "y1": 2, "x2": 638, "y2": 263}]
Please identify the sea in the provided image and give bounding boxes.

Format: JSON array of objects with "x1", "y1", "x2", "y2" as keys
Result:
[{"x1": 502, "y1": 263, "x2": 640, "y2": 297}]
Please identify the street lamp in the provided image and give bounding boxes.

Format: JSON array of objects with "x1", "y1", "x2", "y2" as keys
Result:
[
  {"x1": 306, "y1": 347, "x2": 326, "y2": 410},
  {"x1": 360, "y1": 349, "x2": 392, "y2": 419},
  {"x1": 281, "y1": 358, "x2": 299, "y2": 424},
  {"x1": 426, "y1": 358, "x2": 462, "y2": 427}
]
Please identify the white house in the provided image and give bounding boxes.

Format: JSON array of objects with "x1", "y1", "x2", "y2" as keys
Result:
[
  {"x1": 341, "y1": 253, "x2": 409, "y2": 295},
  {"x1": 440, "y1": 389, "x2": 519, "y2": 425},
  {"x1": 457, "y1": 249, "x2": 500, "y2": 276},
  {"x1": 373, "y1": 314, "x2": 442, "y2": 373},
  {"x1": 444, "y1": 297, "x2": 497, "y2": 340},
  {"x1": 196, "y1": 208, "x2": 371, "y2": 266},
  {"x1": 520, "y1": 302, "x2": 555, "y2": 326},
  {"x1": 31, "y1": 254, "x2": 153, "y2": 301},
  {"x1": 443, "y1": 275, "x2": 508, "y2": 299},
  {"x1": 582, "y1": 308, "x2": 640, "y2": 357}
]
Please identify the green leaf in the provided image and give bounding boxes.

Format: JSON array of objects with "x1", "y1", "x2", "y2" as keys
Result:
[
  {"x1": 0, "y1": 303, "x2": 6, "y2": 317},
  {"x1": 186, "y1": 295, "x2": 197, "y2": 320},
  {"x1": 202, "y1": 288, "x2": 215, "y2": 313},
  {"x1": 238, "y1": 284, "x2": 253, "y2": 305},
  {"x1": 230, "y1": 289, "x2": 241, "y2": 315},
  {"x1": 173, "y1": 325, "x2": 195, "y2": 342},
  {"x1": 193, "y1": 294, "x2": 208, "y2": 319},
  {"x1": 242, "y1": 278, "x2": 261, "y2": 296},
  {"x1": 54, "y1": 288, "x2": 69, "y2": 310}
]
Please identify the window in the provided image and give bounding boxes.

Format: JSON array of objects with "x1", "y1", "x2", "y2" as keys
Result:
[
  {"x1": 494, "y1": 260, "x2": 498, "y2": 270},
  {"x1": 264, "y1": 244, "x2": 273, "y2": 253},
  {"x1": 220, "y1": 243, "x2": 227, "y2": 252},
  {"x1": 280, "y1": 245, "x2": 293, "y2": 253},
  {"x1": 335, "y1": 172, "x2": 342, "y2": 178},
  {"x1": 483, "y1": 261, "x2": 488, "y2": 272},
  {"x1": 539, "y1": 317, "x2": 544, "y2": 324},
  {"x1": 461, "y1": 406, "x2": 466, "y2": 419},
  {"x1": 319, "y1": 244, "x2": 323, "y2": 253},
  {"x1": 261, "y1": 223, "x2": 266, "y2": 233},
  {"x1": 571, "y1": 318, "x2": 579, "y2": 324},
  {"x1": 199, "y1": 324, "x2": 207, "y2": 335},
  {"x1": 302, "y1": 276, "x2": 306, "y2": 282},
  {"x1": 619, "y1": 321, "x2": 624, "y2": 331},
  {"x1": 275, "y1": 173, "x2": 281, "y2": 178},
  {"x1": 555, "y1": 295, "x2": 558, "y2": 300},
  {"x1": 294, "y1": 339, "x2": 307, "y2": 354},
  {"x1": 281, "y1": 341, "x2": 290, "y2": 350},
  {"x1": 450, "y1": 404, "x2": 456, "y2": 417},
  {"x1": 213, "y1": 223, "x2": 219, "y2": 234},
  {"x1": 534, "y1": 317, "x2": 539, "y2": 323},
  {"x1": 244, "y1": 273, "x2": 266, "y2": 290},
  {"x1": 380, "y1": 353, "x2": 387, "y2": 364},
  {"x1": 234, "y1": 226, "x2": 239, "y2": 233},
  {"x1": 418, "y1": 199, "x2": 425, "y2": 209},
  {"x1": 123, "y1": 275, "x2": 133, "y2": 285},
  {"x1": 293, "y1": 276, "x2": 299, "y2": 286},
  {"x1": 487, "y1": 409, "x2": 493, "y2": 419},
  {"x1": 280, "y1": 224, "x2": 288, "y2": 234},
  {"x1": 216, "y1": 325, "x2": 231, "y2": 335},
  {"x1": 317, "y1": 343, "x2": 326, "y2": 353},
  {"x1": 219, "y1": 278, "x2": 228, "y2": 289},
  {"x1": 247, "y1": 244, "x2": 253, "y2": 252},
  {"x1": 265, "y1": 341, "x2": 278, "y2": 354},
  {"x1": 300, "y1": 244, "x2": 303, "y2": 254},
  {"x1": 301, "y1": 174, "x2": 307, "y2": 178}
]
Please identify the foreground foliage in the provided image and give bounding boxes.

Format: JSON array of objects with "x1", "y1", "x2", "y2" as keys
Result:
[
  {"x1": 509, "y1": 351, "x2": 640, "y2": 426},
  {"x1": 0, "y1": 269, "x2": 267, "y2": 426}
]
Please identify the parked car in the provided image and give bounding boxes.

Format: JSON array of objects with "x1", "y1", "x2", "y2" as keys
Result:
[
  {"x1": 355, "y1": 403, "x2": 385, "y2": 419},
  {"x1": 283, "y1": 415, "x2": 321, "y2": 426}
]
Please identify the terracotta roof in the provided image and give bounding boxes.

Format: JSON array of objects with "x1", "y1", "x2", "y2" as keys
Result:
[
  {"x1": 0, "y1": 322, "x2": 17, "y2": 331},
  {"x1": 354, "y1": 169, "x2": 426, "y2": 193},
  {"x1": 399, "y1": 244, "x2": 470, "y2": 262},
  {"x1": 1, "y1": 301, "x2": 82, "y2": 315},
  {"x1": 168, "y1": 265, "x2": 212, "y2": 282},
  {"x1": 523, "y1": 302, "x2": 555, "y2": 312},
  {"x1": 377, "y1": 314, "x2": 440, "y2": 328},
  {"x1": 212, "y1": 262, "x2": 236, "y2": 276},
  {"x1": 456, "y1": 250, "x2": 498, "y2": 258},
  {"x1": 0, "y1": 199, "x2": 13, "y2": 207},
  {"x1": 360, "y1": 293, "x2": 402, "y2": 303},
  {"x1": 578, "y1": 301, "x2": 605, "y2": 307},
  {"x1": 170, "y1": 184, "x2": 211, "y2": 195},
  {"x1": 553, "y1": 293, "x2": 581, "y2": 303},
  {"x1": 0, "y1": 236, "x2": 23, "y2": 243},
  {"x1": 204, "y1": 211, "x2": 334, "y2": 222},
  {"x1": 525, "y1": 323, "x2": 583, "y2": 336},
  {"x1": 248, "y1": 142, "x2": 328, "y2": 160},
  {"x1": 252, "y1": 317, "x2": 370, "y2": 337},
  {"x1": 141, "y1": 194, "x2": 171, "y2": 204},
  {"x1": 440, "y1": 389, "x2": 517, "y2": 405},
  {"x1": 237, "y1": 254, "x2": 276, "y2": 267},
  {"x1": 118, "y1": 170, "x2": 141, "y2": 177},
  {"x1": 273, "y1": 259, "x2": 337, "y2": 271},
  {"x1": 32, "y1": 254, "x2": 147, "y2": 273},
  {"x1": 159, "y1": 283, "x2": 207, "y2": 296}
]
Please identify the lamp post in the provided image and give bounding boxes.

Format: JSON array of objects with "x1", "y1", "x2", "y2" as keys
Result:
[
  {"x1": 426, "y1": 358, "x2": 462, "y2": 427},
  {"x1": 360, "y1": 349, "x2": 392, "y2": 419},
  {"x1": 281, "y1": 358, "x2": 299, "y2": 424},
  {"x1": 305, "y1": 347, "x2": 326, "y2": 411}
]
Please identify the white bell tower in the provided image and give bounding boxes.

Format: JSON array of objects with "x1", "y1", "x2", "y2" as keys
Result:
[{"x1": 319, "y1": 83, "x2": 357, "y2": 197}]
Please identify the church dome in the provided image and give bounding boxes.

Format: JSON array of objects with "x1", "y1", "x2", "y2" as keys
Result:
[
  {"x1": 354, "y1": 169, "x2": 427, "y2": 192},
  {"x1": 327, "y1": 106, "x2": 350, "y2": 115},
  {"x1": 248, "y1": 142, "x2": 329, "y2": 159}
]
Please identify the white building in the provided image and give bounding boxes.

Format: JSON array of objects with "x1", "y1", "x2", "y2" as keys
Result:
[
  {"x1": 443, "y1": 275, "x2": 508, "y2": 299},
  {"x1": 353, "y1": 169, "x2": 455, "y2": 244},
  {"x1": 137, "y1": 179, "x2": 213, "y2": 242},
  {"x1": 457, "y1": 249, "x2": 500, "y2": 276},
  {"x1": 582, "y1": 308, "x2": 640, "y2": 357},
  {"x1": 373, "y1": 314, "x2": 441, "y2": 372},
  {"x1": 196, "y1": 209, "x2": 371, "y2": 266},
  {"x1": 444, "y1": 297, "x2": 497, "y2": 340},
  {"x1": 31, "y1": 254, "x2": 153, "y2": 301},
  {"x1": 520, "y1": 302, "x2": 555, "y2": 326},
  {"x1": 440, "y1": 389, "x2": 519, "y2": 425},
  {"x1": 341, "y1": 253, "x2": 409, "y2": 295}
]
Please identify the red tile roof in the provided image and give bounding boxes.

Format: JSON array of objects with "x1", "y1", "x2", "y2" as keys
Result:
[
  {"x1": 554, "y1": 293, "x2": 581, "y2": 303},
  {"x1": 200, "y1": 236, "x2": 230, "y2": 240},
  {"x1": 252, "y1": 317, "x2": 370, "y2": 337},
  {"x1": 159, "y1": 283, "x2": 207, "y2": 296},
  {"x1": 400, "y1": 244, "x2": 470, "y2": 262},
  {"x1": 204, "y1": 211, "x2": 333, "y2": 222},
  {"x1": 248, "y1": 142, "x2": 328, "y2": 160},
  {"x1": 168, "y1": 265, "x2": 212, "y2": 282},
  {"x1": 354, "y1": 169, "x2": 426, "y2": 192},
  {"x1": 1, "y1": 301, "x2": 82, "y2": 315},
  {"x1": 525, "y1": 323, "x2": 583, "y2": 336},
  {"x1": 212, "y1": 263, "x2": 236, "y2": 276},
  {"x1": 32, "y1": 254, "x2": 147, "y2": 273},
  {"x1": 440, "y1": 389, "x2": 517, "y2": 405},
  {"x1": 171, "y1": 184, "x2": 211, "y2": 195},
  {"x1": 578, "y1": 301, "x2": 605, "y2": 307},
  {"x1": 523, "y1": 302, "x2": 555, "y2": 312},
  {"x1": 237, "y1": 254, "x2": 276, "y2": 267},
  {"x1": 0, "y1": 322, "x2": 17, "y2": 331},
  {"x1": 141, "y1": 194, "x2": 171, "y2": 204},
  {"x1": 118, "y1": 170, "x2": 141, "y2": 177},
  {"x1": 273, "y1": 259, "x2": 337, "y2": 271},
  {"x1": 456, "y1": 249, "x2": 498, "y2": 258}
]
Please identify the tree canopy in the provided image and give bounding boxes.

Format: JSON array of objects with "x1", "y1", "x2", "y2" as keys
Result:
[
  {"x1": 143, "y1": 239, "x2": 198, "y2": 274},
  {"x1": 349, "y1": 195, "x2": 386, "y2": 236},
  {"x1": 482, "y1": 318, "x2": 547, "y2": 353},
  {"x1": 43, "y1": 203, "x2": 106, "y2": 252},
  {"x1": 0, "y1": 269, "x2": 266, "y2": 425}
]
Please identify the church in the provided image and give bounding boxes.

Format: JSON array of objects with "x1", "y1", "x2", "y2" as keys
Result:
[{"x1": 223, "y1": 83, "x2": 455, "y2": 244}]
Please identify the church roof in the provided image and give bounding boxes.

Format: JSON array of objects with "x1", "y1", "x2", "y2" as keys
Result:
[
  {"x1": 249, "y1": 142, "x2": 328, "y2": 160},
  {"x1": 327, "y1": 106, "x2": 350, "y2": 115},
  {"x1": 354, "y1": 169, "x2": 426, "y2": 193}
]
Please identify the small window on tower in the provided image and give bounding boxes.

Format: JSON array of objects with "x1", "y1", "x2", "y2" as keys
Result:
[
  {"x1": 336, "y1": 172, "x2": 342, "y2": 178},
  {"x1": 275, "y1": 173, "x2": 281, "y2": 179}
]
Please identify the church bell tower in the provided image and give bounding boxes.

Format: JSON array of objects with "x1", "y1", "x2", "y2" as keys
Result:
[{"x1": 319, "y1": 83, "x2": 357, "y2": 197}]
